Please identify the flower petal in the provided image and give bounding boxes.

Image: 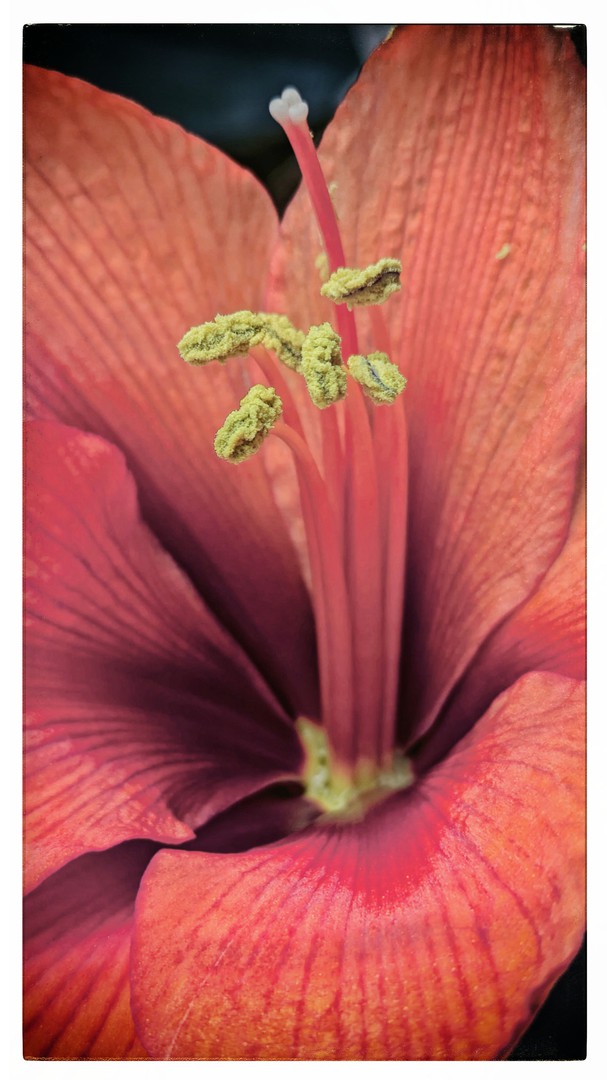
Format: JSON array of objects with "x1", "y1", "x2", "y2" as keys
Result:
[
  {"x1": 187, "y1": 784, "x2": 319, "y2": 854},
  {"x1": 131, "y1": 672, "x2": 584, "y2": 1060},
  {"x1": 415, "y1": 473, "x2": 585, "y2": 773},
  {"x1": 269, "y1": 26, "x2": 585, "y2": 741},
  {"x1": 24, "y1": 64, "x2": 317, "y2": 717},
  {"x1": 24, "y1": 841, "x2": 155, "y2": 1059},
  {"x1": 25, "y1": 421, "x2": 302, "y2": 892}
]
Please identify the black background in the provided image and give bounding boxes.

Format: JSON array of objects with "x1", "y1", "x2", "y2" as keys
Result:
[{"x1": 23, "y1": 23, "x2": 587, "y2": 1061}]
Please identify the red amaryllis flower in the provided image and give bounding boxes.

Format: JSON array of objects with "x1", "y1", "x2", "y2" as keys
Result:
[{"x1": 24, "y1": 25, "x2": 585, "y2": 1060}]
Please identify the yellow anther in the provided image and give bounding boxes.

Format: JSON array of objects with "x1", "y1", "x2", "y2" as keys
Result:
[
  {"x1": 178, "y1": 311, "x2": 307, "y2": 373},
  {"x1": 177, "y1": 311, "x2": 264, "y2": 366},
  {"x1": 301, "y1": 323, "x2": 347, "y2": 409},
  {"x1": 259, "y1": 314, "x2": 306, "y2": 372},
  {"x1": 320, "y1": 257, "x2": 402, "y2": 309},
  {"x1": 214, "y1": 385, "x2": 282, "y2": 463},
  {"x1": 347, "y1": 352, "x2": 406, "y2": 405}
]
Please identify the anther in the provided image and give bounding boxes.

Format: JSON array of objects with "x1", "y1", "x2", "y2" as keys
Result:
[
  {"x1": 177, "y1": 311, "x2": 263, "y2": 366},
  {"x1": 178, "y1": 312, "x2": 306, "y2": 372},
  {"x1": 321, "y1": 258, "x2": 402, "y2": 309},
  {"x1": 347, "y1": 352, "x2": 407, "y2": 405},
  {"x1": 301, "y1": 323, "x2": 347, "y2": 409},
  {"x1": 214, "y1": 385, "x2": 283, "y2": 463},
  {"x1": 260, "y1": 314, "x2": 306, "y2": 372}
]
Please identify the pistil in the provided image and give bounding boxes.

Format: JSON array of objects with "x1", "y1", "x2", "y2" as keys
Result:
[
  {"x1": 269, "y1": 88, "x2": 358, "y2": 358},
  {"x1": 177, "y1": 87, "x2": 412, "y2": 809},
  {"x1": 270, "y1": 87, "x2": 390, "y2": 771}
]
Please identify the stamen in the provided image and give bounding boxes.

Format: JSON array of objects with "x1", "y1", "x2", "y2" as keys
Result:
[
  {"x1": 269, "y1": 85, "x2": 388, "y2": 768},
  {"x1": 272, "y1": 423, "x2": 354, "y2": 767},
  {"x1": 214, "y1": 385, "x2": 282, "y2": 463},
  {"x1": 361, "y1": 308, "x2": 409, "y2": 760},
  {"x1": 178, "y1": 311, "x2": 305, "y2": 372},
  {"x1": 347, "y1": 352, "x2": 407, "y2": 405},
  {"x1": 175, "y1": 87, "x2": 413, "y2": 789},
  {"x1": 260, "y1": 314, "x2": 305, "y2": 372},
  {"x1": 371, "y1": 393, "x2": 409, "y2": 763},
  {"x1": 321, "y1": 258, "x2": 402, "y2": 309},
  {"x1": 301, "y1": 322, "x2": 347, "y2": 409},
  {"x1": 178, "y1": 311, "x2": 263, "y2": 366}
]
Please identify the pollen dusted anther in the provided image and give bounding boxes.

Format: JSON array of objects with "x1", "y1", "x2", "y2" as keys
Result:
[
  {"x1": 214, "y1": 385, "x2": 283, "y2": 463},
  {"x1": 178, "y1": 91, "x2": 407, "y2": 480},
  {"x1": 301, "y1": 322, "x2": 347, "y2": 409},
  {"x1": 177, "y1": 311, "x2": 263, "y2": 365},
  {"x1": 348, "y1": 352, "x2": 407, "y2": 405},
  {"x1": 321, "y1": 258, "x2": 403, "y2": 309},
  {"x1": 177, "y1": 311, "x2": 306, "y2": 371},
  {"x1": 259, "y1": 314, "x2": 306, "y2": 372},
  {"x1": 174, "y1": 78, "x2": 410, "y2": 798}
]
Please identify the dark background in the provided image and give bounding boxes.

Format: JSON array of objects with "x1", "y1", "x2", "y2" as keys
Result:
[
  {"x1": 23, "y1": 23, "x2": 393, "y2": 214},
  {"x1": 23, "y1": 23, "x2": 587, "y2": 1061}
]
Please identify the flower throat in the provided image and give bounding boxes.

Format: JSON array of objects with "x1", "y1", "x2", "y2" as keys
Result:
[{"x1": 178, "y1": 86, "x2": 413, "y2": 813}]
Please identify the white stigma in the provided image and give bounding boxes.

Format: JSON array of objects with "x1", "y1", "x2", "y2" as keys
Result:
[
  {"x1": 281, "y1": 87, "x2": 302, "y2": 107},
  {"x1": 269, "y1": 86, "x2": 309, "y2": 127}
]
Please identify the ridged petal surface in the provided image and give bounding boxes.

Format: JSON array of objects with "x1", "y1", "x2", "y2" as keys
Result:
[
  {"x1": 268, "y1": 26, "x2": 586, "y2": 744},
  {"x1": 24, "y1": 28, "x2": 586, "y2": 1062},
  {"x1": 24, "y1": 841, "x2": 156, "y2": 1060},
  {"x1": 25, "y1": 422, "x2": 301, "y2": 892},
  {"x1": 131, "y1": 673, "x2": 585, "y2": 1061},
  {"x1": 416, "y1": 474, "x2": 585, "y2": 772},
  {"x1": 24, "y1": 64, "x2": 318, "y2": 718}
]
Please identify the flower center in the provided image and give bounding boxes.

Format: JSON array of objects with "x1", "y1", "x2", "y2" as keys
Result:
[
  {"x1": 178, "y1": 87, "x2": 413, "y2": 811},
  {"x1": 296, "y1": 717, "x2": 414, "y2": 817}
]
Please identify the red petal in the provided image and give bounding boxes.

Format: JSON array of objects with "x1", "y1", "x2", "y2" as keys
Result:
[
  {"x1": 187, "y1": 784, "x2": 319, "y2": 853},
  {"x1": 24, "y1": 841, "x2": 154, "y2": 1059},
  {"x1": 24, "y1": 65, "x2": 317, "y2": 717},
  {"x1": 491, "y1": 473, "x2": 586, "y2": 680},
  {"x1": 25, "y1": 422, "x2": 301, "y2": 892},
  {"x1": 416, "y1": 475, "x2": 585, "y2": 772},
  {"x1": 131, "y1": 672, "x2": 584, "y2": 1060},
  {"x1": 269, "y1": 27, "x2": 585, "y2": 740}
]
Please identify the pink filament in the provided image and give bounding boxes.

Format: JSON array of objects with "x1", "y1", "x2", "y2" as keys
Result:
[
  {"x1": 272, "y1": 423, "x2": 355, "y2": 763},
  {"x1": 268, "y1": 108, "x2": 408, "y2": 774},
  {"x1": 367, "y1": 305, "x2": 410, "y2": 759},
  {"x1": 284, "y1": 121, "x2": 358, "y2": 358}
]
